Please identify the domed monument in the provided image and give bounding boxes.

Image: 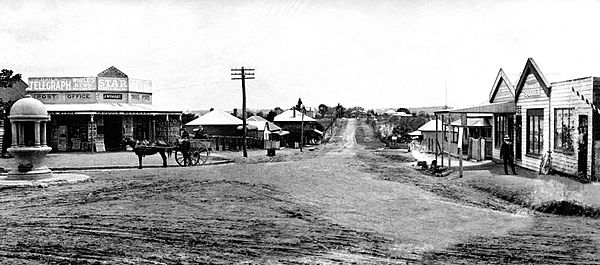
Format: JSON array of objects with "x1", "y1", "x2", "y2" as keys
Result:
[{"x1": 7, "y1": 95, "x2": 52, "y2": 180}]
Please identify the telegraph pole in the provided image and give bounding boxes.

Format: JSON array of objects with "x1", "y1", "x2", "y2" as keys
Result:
[{"x1": 231, "y1": 67, "x2": 254, "y2": 157}]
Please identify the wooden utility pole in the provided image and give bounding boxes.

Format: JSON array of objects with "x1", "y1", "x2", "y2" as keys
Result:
[{"x1": 231, "y1": 67, "x2": 254, "y2": 157}]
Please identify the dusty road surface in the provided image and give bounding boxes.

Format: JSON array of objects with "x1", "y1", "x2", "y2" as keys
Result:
[{"x1": 1, "y1": 119, "x2": 600, "y2": 264}]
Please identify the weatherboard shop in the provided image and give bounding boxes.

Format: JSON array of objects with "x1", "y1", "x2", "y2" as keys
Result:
[
  {"x1": 436, "y1": 58, "x2": 600, "y2": 181},
  {"x1": 26, "y1": 67, "x2": 182, "y2": 152}
]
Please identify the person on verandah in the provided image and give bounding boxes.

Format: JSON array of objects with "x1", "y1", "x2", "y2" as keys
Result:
[{"x1": 500, "y1": 135, "x2": 517, "y2": 175}]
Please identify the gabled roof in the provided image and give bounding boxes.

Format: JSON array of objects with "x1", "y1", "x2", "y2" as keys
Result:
[
  {"x1": 273, "y1": 109, "x2": 316, "y2": 122},
  {"x1": 247, "y1": 116, "x2": 267, "y2": 121},
  {"x1": 417, "y1": 119, "x2": 445, "y2": 132},
  {"x1": 489, "y1": 68, "x2": 515, "y2": 103},
  {"x1": 514, "y1": 58, "x2": 551, "y2": 102},
  {"x1": 247, "y1": 120, "x2": 281, "y2": 132},
  {"x1": 185, "y1": 109, "x2": 242, "y2": 126},
  {"x1": 98, "y1": 66, "x2": 128, "y2": 78}
]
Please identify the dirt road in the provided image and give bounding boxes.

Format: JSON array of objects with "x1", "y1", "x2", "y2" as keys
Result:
[{"x1": 1, "y1": 118, "x2": 599, "y2": 264}]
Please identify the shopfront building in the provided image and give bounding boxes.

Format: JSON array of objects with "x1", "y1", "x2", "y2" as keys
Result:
[{"x1": 27, "y1": 67, "x2": 182, "y2": 152}]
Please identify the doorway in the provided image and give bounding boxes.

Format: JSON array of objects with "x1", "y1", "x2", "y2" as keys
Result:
[
  {"x1": 515, "y1": 115, "x2": 522, "y2": 160},
  {"x1": 103, "y1": 116, "x2": 123, "y2": 151},
  {"x1": 578, "y1": 115, "x2": 588, "y2": 175}
]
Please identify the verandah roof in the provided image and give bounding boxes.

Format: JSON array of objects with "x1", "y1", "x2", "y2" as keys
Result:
[
  {"x1": 434, "y1": 101, "x2": 515, "y2": 115},
  {"x1": 45, "y1": 103, "x2": 182, "y2": 115}
]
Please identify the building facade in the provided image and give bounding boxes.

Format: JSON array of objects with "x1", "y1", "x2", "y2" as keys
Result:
[{"x1": 27, "y1": 67, "x2": 182, "y2": 152}]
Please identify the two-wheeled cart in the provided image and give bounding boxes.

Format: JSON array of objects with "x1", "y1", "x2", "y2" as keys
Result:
[{"x1": 173, "y1": 139, "x2": 212, "y2": 166}]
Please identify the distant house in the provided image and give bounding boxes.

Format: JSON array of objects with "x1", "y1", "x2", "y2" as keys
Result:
[
  {"x1": 185, "y1": 109, "x2": 242, "y2": 136},
  {"x1": 417, "y1": 119, "x2": 445, "y2": 153},
  {"x1": 384, "y1": 109, "x2": 397, "y2": 115},
  {"x1": 274, "y1": 109, "x2": 322, "y2": 147},
  {"x1": 247, "y1": 116, "x2": 284, "y2": 139}
]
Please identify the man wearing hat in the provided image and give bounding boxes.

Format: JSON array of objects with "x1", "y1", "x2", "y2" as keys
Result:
[{"x1": 500, "y1": 135, "x2": 517, "y2": 175}]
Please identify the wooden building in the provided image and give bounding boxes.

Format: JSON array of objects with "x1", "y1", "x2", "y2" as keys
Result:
[
  {"x1": 512, "y1": 58, "x2": 597, "y2": 179},
  {"x1": 274, "y1": 109, "x2": 321, "y2": 147},
  {"x1": 26, "y1": 67, "x2": 182, "y2": 152},
  {"x1": 185, "y1": 109, "x2": 242, "y2": 136}
]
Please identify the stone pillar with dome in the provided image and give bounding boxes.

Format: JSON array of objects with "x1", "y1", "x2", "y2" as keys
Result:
[{"x1": 6, "y1": 95, "x2": 52, "y2": 180}]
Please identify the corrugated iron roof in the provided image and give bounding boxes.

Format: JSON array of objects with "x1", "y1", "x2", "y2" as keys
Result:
[
  {"x1": 186, "y1": 109, "x2": 242, "y2": 126},
  {"x1": 273, "y1": 109, "x2": 316, "y2": 122},
  {"x1": 45, "y1": 103, "x2": 181, "y2": 114},
  {"x1": 417, "y1": 119, "x2": 445, "y2": 132}
]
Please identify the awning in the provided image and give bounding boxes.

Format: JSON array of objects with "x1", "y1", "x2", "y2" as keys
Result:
[
  {"x1": 45, "y1": 103, "x2": 182, "y2": 115},
  {"x1": 278, "y1": 131, "x2": 290, "y2": 136},
  {"x1": 450, "y1": 117, "x2": 491, "y2": 127},
  {"x1": 237, "y1": 125, "x2": 258, "y2": 130},
  {"x1": 434, "y1": 101, "x2": 515, "y2": 114},
  {"x1": 313, "y1": 129, "x2": 323, "y2": 135}
]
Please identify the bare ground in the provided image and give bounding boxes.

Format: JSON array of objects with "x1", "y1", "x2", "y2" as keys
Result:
[{"x1": 0, "y1": 119, "x2": 599, "y2": 264}]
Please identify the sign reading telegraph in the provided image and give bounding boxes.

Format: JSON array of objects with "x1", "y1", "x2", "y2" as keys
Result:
[{"x1": 28, "y1": 77, "x2": 96, "y2": 91}]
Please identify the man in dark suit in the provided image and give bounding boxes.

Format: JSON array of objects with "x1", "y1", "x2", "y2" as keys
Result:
[{"x1": 500, "y1": 135, "x2": 517, "y2": 175}]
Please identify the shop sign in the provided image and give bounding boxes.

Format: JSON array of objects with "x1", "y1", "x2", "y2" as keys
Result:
[
  {"x1": 103, "y1": 93, "x2": 123, "y2": 100},
  {"x1": 129, "y1": 79, "x2": 152, "y2": 93},
  {"x1": 28, "y1": 77, "x2": 96, "y2": 91},
  {"x1": 31, "y1": 93, "x2": 59, "y2": 100},
  {"x1": 522, "y1": 87, "x2": 544, "y2": 98},
  {"x1": 65, "y1": 93, "x2": 91, "y2": 100},
  {"x1": 98, "y1": 77, "x2": 128, "y2": 91}
]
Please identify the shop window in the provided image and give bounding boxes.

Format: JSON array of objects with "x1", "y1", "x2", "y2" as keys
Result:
[
  {"x1": 526, "y1": 109, "x2": 544, "y2": 156},
  {"x1": 554, "y1": 108, "x2": 575, "y2": 154},
  {"x1": 494, "y1": 115, "x2": 506, "y2": 147}
]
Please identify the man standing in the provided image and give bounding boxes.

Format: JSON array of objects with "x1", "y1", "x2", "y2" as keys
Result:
[{"x1": 500, "y1": 135, "x2": 517, "y2": 175}]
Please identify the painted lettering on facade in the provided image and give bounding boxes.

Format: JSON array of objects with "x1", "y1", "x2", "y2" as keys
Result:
[
  {"x1": 521, "y1": 74, "x2": 545, "y2": 99},
  {"x1": 98, "y1": 77, "x2": 128, "y2": 91},
  {"x1": 28, "y1": 77, "x2": 96, "y2": 91},
  {"x1": 129, "y1": 79, "x2": 152, "y2": 93},
  {"x1": 32, "y1": 94, "x2": 59, "y2": 100},
  {"x1": 66, "y1": 93, "x2": 91, "y2": 99},
  {"x1": 103, "y1": 93, "x2": 123, "y2": 99}
]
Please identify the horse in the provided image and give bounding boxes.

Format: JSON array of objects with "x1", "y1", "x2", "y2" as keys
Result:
[{"x1": 121, "y1": 137, "x2": 172, "y2": 169}]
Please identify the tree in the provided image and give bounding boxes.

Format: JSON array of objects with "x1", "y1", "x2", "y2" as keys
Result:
[
  {"x1": 0, "y1": 69, "x2": 22, "y2": 156},
  {"x1": 396, "y1": 107, "x2": 411, "y2": 114},
  {"x1": 181, "y1": 113, "x2": 199, "y2": 125},
  {"x1": 266, "y1": 110, "x2": 277, "y2": 121},
  {"x1": 318, "y1": 104, "x2": 329, "y2": 117},
  {"x1": 335, "y1": 103, "x2": 345, "y2": 118}
]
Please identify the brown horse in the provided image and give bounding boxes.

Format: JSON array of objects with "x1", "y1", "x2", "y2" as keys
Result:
[{"x1": 121, "y1": 137, "x2": 172, "y2": 169}]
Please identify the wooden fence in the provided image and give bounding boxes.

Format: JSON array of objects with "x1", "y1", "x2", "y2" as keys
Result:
[{"x1": 209, "y1": 136, "x2": 265, "y2": 152}]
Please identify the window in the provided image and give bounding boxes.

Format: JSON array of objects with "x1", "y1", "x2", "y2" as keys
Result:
[
  {"x1": 494, "y1": 115, "x2": 506, "y2": 147},
  {"x1": 451, "y1": 127, "x2": 459, "y2": 143},
  {"x1": 554, "y1": 108, "x2": 574, "y2": 154},
  {"x1": 526, "y1": 109, "x2": 544, "y2": 156}
]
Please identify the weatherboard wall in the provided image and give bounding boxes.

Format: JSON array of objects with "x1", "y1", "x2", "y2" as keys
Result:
[
  {"x1": 515, "y1": 73, "x2": 550, "y2": 172},
  {"x1": 549, "y1": 77, "x2": 594, "y2": 176},
  {"x1": 492, "y1": 81, "x2": 513, "y2": 104}
]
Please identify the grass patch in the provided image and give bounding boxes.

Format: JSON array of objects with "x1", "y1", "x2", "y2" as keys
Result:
[
  {"x1": 534, "y1": 200, "x2": 600, "y2": 218},
  {"x1": 464, "y1": 174, "x2": 600, "y2": 218}
]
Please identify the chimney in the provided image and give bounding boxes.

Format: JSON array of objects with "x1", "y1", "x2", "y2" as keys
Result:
[
  {"x1": 233, "y1": 108, "x2": 238, "y2": 117},
  {"x1": 293, "y1": 108, "x2": 296, "y2": 117}
]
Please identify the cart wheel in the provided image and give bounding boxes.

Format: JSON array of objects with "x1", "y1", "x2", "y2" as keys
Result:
[
  {"x1": 193, "y1": 143, "x2": 210, "y2": 165},
  {"x1": 175, "y1": 150, "x2": 186, "y2": 166},
  {"x1": 175, "y1": 150, "x2": 194, "y2": 167}
]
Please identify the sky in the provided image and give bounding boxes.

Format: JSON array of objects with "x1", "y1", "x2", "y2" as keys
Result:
[{"x1": 2, "y1": 0, "x2": 600, "y2": 112}]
